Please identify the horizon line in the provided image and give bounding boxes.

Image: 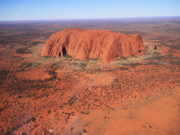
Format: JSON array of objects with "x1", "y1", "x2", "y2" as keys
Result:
[{"x1": 0, "y1": 16, "x2": 180, "y2": 22}]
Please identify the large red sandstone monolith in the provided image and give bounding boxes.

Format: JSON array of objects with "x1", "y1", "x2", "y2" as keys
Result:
[{"x1": 41, "y1": 28, "x2": 144, "y2": 63}]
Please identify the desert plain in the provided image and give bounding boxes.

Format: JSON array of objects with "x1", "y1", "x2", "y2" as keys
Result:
[{"x1": 0, "y1": 17, "x2": 180, "y2": 135}]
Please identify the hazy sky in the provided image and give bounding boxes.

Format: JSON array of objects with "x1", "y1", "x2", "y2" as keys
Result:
[{"x1": 0, "y1": 0, "x2": 180, "y2": 21}]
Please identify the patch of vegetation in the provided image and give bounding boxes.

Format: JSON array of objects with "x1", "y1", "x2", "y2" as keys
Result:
[
  {"x1": 6, "y1": 117, "x2": 36, "y2": 134},
  {"x1": 48, "y1": 70, "x2": 56, "y2": 76},
  {"x1": 17, "y1": 62, "x2": 41, "y2": 72},
  {"x1": 70, "y1": 61, "x2": 89, "y2": 71},
  {"x1": 44, "y1": 56, "x2": 51, "y2": 58},
  {"x1": 132, "y1": 55, "x2": 137, "y2": 58},
  {"x1": 164, "y1": 44, "x2": 180, "y2": 50},
  {"x1": 90, "y1": 58, "x2": 98, "y2": 61},
  {"x1": 16, "y1": 47, "x2": 32, "y2": 54},
  {"x1": 123, "y1": 63, "x2": 141, "y2": 67},
  {"x1": 116, "y1": 57, "x2": 128, "y2": 61},
  {"x1": 119, "y1": 67, "x2": 129, "y2": 70},
  {"x1": 31, "y1": 41, "x2": 44, "y2": 45},
  {"x1": 86, "y1": 58, "x2": 98, "y2": 62},
  {"x1": 0, "y1": 105, "x2": 10, "y2": 113},
  {"x1": 44, "y1": 63, "x2": 58, "y2": 82},
  {"x1": 0, "y1": 70, "x2": 10, "y2": 85},
  {"x1": 145, "y1": 55, "x2": 178, "y2": 65},
  {"x1": 50, "y1": 61, "x2": 61, "y2": 67},
  {"x1": 4, "y1": 76, "x2": 53, "y2": 94},
  {"x1": 68, "y1": 96, "x2": 78, "y2": 106},
  {"x1": 80, "y1": 62, "x2": 87, "y2": 69},
  {"x1": 22, "y1": 132, "x2": 27, "y2": 135},
  {"x1": 33, "y1": 93, "x2": 49, "y2": 99},
  {"x1": 170, "y1": 60, "x2": 180, "y2": 65},
  {"x1": 154, "y1": 55, "x2": 167, "y2": 61},
  {"x1": 45, "y1": 72, "x2": 56, "y2": 82},
  {"x1": 63, "y1": 54, "x2": 72, "y2": 58}
]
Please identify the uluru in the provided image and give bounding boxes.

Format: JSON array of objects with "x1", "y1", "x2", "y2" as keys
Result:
[{"x1": 41, "y1": 28, "x2": 144, "y2": 63}]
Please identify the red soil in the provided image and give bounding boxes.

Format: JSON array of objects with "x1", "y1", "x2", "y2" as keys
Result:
[
  {"x1": 1, "y1": 63, "x2": 179, "y2": 135},
  {"x1": 41, "y1": 28, "x2": 144, "y2": 63},
  {"x1": 16, "y1": 69, "x2": 51, "y2": 80},
  {"x1": 0, "y1": 29, "x2": 179, "y2": 135},
  {"x1": 159, "y1": 46, "x2": 180, "y2": 57}
]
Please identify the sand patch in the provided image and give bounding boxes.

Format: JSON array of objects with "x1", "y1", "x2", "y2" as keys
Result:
[
  {"x1": 16, "y1": 68, "x2": 51, "y2": 80},
  {"x1": 86, "y1": 72, "x2": 115, "y2": 86},
  {"x1": 75, "y1": 88, "x2": 180, "y2": 135}
]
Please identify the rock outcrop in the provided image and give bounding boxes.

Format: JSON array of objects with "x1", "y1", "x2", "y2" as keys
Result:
[{"x1": 41, "y1": 28, "x2": 144, "y2": 63}]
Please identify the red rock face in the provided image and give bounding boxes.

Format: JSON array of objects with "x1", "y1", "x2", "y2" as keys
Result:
[{"x1": 41, "y1": 28, "x2": 144, "y2": 63}]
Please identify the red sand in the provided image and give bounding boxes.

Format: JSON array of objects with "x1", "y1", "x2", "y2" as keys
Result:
[
  {"x1": 1, "y1": 60, "x2": 179, "y2": 134},
  {"x1": 0, "y1": 28, "x2": 180, "y2": 135}
]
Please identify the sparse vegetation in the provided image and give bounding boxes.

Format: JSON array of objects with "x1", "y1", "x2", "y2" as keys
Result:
[
  {"x1": 31, "y1": 41, "x2": 44, "y2": 45},
  {"x1": 0, "y1": 70, "x2": 10, "y2": 85},
  {"x1": 16, "y1": 47, "x2": 32, "y2": 54},
  {"x1": 63, "y1": 54, "x2": 72, "y2": 58},
  {"x1": 17, "y1": 62, "x2": 41, "y2": 72},
  {"x1": 0, "y1": 17, "x2": 180, "y2": 135}
]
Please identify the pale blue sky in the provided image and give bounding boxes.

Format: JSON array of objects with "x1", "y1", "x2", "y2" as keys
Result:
[{"x1": 0, "y1": 0, "x2": 180, "y2": 21}]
